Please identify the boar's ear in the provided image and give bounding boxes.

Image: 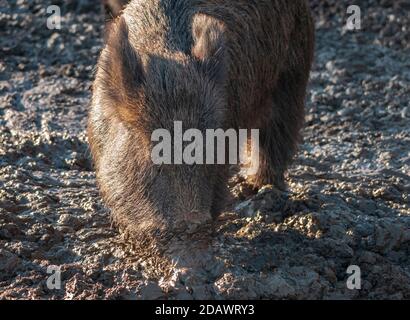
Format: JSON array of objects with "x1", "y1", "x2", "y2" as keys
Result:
[
  {"x1": 192, "y1": 14, "x2": 227, "y2": 84},
  {"x1": 99, "y1": 17, "x2": 145, "y2": 121}
]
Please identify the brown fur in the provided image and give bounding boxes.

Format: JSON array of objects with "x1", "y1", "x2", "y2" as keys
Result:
[
  {"x1": 88, "y1": 0, "x2": 315, "y2": 244},
  {"x1": 103, "y1": 0, "x2": 129, "y2": 19}
]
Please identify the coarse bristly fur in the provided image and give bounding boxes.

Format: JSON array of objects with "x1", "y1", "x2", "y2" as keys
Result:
[
  {"x1": 103, "y1": 0, "x2": 129, "y2": 19},
  {"x1": 88, "y1": 0, "x2": 315, "y2": 246}
]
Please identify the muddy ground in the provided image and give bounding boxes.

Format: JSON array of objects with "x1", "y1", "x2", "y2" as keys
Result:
[{"x1": 0, "y1": 0, "x2": 409, "y2": 299}]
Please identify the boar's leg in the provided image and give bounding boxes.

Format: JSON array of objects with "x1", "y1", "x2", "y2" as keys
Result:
[
  {"x1": 210, "y1": 166, "x2": 231, "y2": 218},
  {"x1": 252, "y1": 67, "x2": 310, "y2": 190},
  {"x1": 251, "y1": 9, "x2": 314, "y2": 190}
]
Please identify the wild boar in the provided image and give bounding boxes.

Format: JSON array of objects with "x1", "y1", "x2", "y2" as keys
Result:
[{"x1": 88, "y1": 0, "x2": 314, "y2": 244}]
